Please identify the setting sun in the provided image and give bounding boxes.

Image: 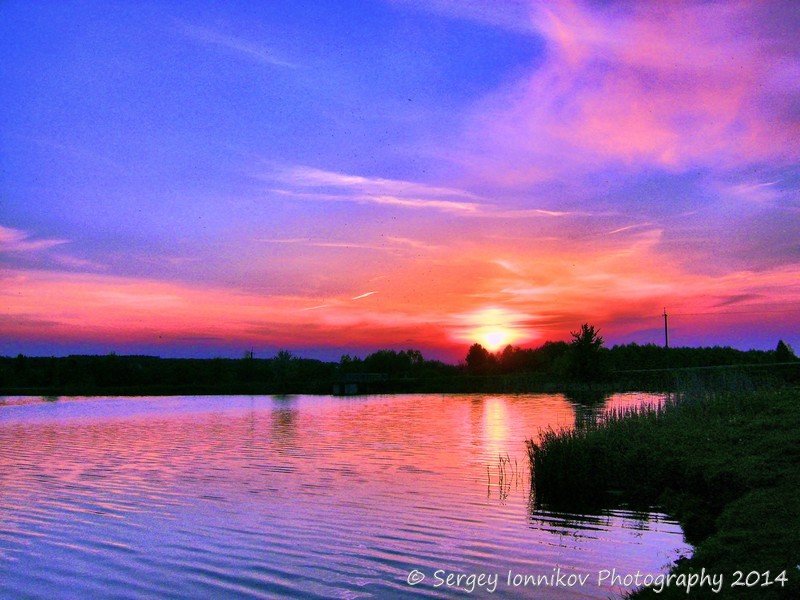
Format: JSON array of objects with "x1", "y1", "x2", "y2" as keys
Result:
[
  {"x1": 461, "y1": 307, "x2": 528, "y2": 351},
  {"x1": 478, "y1": 328, "x2": 513, "y2": 351}
]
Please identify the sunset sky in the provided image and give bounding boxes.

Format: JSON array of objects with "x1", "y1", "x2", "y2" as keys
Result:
[{"x1": 2, "y1": 0, "x2": 799, "y2": 360}]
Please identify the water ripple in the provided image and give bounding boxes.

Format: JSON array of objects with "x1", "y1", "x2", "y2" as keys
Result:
[{"x1": 0, "y1": 393, "x2": 688, "y2": 598}]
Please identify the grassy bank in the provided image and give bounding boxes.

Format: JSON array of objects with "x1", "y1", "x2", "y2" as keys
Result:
[{"x1": 527, "y1": 386, "x2": 800, "y2": 598}]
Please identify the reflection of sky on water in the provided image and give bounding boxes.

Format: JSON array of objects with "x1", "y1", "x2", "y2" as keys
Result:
[{"x1": 0, "y1": 393, "x2": 687, "y2": 598}]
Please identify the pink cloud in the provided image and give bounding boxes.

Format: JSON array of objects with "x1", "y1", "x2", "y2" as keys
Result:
[
  {"x1": 0, "y1": 225, "x2": 67, "y2": 252},
  {"x1": 460, "y1": 0, "x2": 800, "y2": 182}
]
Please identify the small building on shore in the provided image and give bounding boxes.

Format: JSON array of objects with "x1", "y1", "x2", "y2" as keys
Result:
[{"x1": 332, "y1": 372, "x2": 388, "y2": 395}]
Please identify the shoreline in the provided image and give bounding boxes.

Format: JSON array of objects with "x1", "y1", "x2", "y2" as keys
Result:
[
  {"x1": 0, "y1": 380, "x2": 659, "y2": 398},
  {"x1": 3, "y1": 365, "x2": 796, "y2": 398},
  {"x1": 2, "y1": 352, "x2": 796, "y2": 399},
  {"x1": 527, "y1": 386, "x2": 800, "y2": 598}
]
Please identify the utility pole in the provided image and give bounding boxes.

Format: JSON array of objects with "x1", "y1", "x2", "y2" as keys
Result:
[{"x1": 663, "y1": 308, "x2": 669, "y2": 348}]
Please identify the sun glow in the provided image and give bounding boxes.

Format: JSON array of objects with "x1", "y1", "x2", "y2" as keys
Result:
[
  {"x1": 462, "y1": 307, "x2": 527, "y2": 351},
  {"x1": 478, "y1": 327, "x2": 513, "y2": 351}
]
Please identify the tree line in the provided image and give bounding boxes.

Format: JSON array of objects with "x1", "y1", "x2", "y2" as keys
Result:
[
  {"x1": 465, "y1": 326, "x2": 797, "y2": 381},
  {"x1": 461, "y1": 327, "x2": 798, "y2": 393},
  {"x1": 0, "y1": 326, "x2": 796, "y2": 394}
]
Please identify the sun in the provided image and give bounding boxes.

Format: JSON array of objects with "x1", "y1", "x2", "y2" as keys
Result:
[
  {"x1": 458, "y1": 307, "x2": 529, "y2": 352},
  {"x1": 479, "y1": 328, "x2": 512, "y2": 352}
]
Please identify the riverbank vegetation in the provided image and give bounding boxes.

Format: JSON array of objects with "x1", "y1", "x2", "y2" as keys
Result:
[{"x1": 527, "y1": 385, "x2": 800, "y2": 598}]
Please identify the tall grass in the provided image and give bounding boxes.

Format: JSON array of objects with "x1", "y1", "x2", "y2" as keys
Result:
[
  {"x1": 528, "y1": 396, "x2": 681, "y2": 508},
  {"x1": 528, "y1": 376, "x2": 765, "y2": 512},
  {"x1": 527, "y1": 383, "x2": 800, "y2": 598}
]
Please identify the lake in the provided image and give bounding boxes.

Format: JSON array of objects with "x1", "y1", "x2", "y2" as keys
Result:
[{"x1": 0, "y1": 393, "x2": 689, "y2": 598}]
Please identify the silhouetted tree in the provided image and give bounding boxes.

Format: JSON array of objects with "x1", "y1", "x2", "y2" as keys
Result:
[
  {"x1": 538, "y1": 341, "x2": 570, "y2": 374},
  {"x1": 465, "y1": 343, "x2": 494, "y2": 375},
  {"x1": 3, "y1": 335, "x2": 795, "y2": 394},
  {"x1": 567, "y1": 323, "x2": 606, "y2": 382},
  {"x1": 359, "y1": 350, "x2": 414, "y2": 375},
  {"x1": 775, "y1": 340, "x2": 798, "y2": 362},
  {"x1": 272, "y1": 350, "x2": 298, "y2": 390},
  {"x1": 403, "y1": 349, "x2": 424, "y2": 367},
  {"x1": 498, "y1": 345, "x2": 520, "y2": 373},
  {"x1": 338, "y1": 354, "x2": 358, "y2": 374}
]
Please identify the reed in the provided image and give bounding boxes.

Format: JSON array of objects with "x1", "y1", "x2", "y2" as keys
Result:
[
  {"x1": 487, "y1": 452, "x2": 526, "y2": 502},
  {"x1": 527, "y1": 385, "x2": 800, "y2": 598}
]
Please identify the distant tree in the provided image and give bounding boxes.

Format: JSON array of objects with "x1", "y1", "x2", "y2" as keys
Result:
[
  {"x1": 498, "y1": 345, "x2": 516, "y2": 373},
  {"x1": 338, "y1": 354, "x2": 355, "y2": 374},
  {"x1": 403, "y1": 349, "x2": 424, "y2": 368},
  {"x1": 538, "y1": 340, "x2": 570, "y2": 374},
  {"x1": 275, "y1": 350, "x2": 294, "y2": 362},
  {"x1": 14, "y1": 353, "x2": 28, "y2": 370},
  {"x1": 775, "y1": 340, "x2": 798, "y2": 362},
  {"x1": 465, "y1": 343, "x2": 494, "y2": 375},
  {"x1": 364, "y1": 350, "x2": 407, "y2": 375},
  {"x1": 567, "y1": 323, "x2": 606, "y2": 382},
  {"x1": 272, "y1": 350, "x2": 298, "y2": 389},
  {"x1": 571, "y1": 323, "x2": 604, "y2": 350}
]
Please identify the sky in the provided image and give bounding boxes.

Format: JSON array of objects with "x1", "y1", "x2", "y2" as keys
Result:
[{"x1": 1, "y1": 0, "x2": 799, "y2": 361}]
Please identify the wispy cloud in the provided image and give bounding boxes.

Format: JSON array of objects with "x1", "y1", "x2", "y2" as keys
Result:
[
  {"x1": 493, "y1": 259, "x2": 525, "y2": 276},
  {"x1": 257, "y1": 236, "x2": 440, "y2": 254},
  {"x1": 258, "y1": 237, "x2": 388, "y2": 251},
  {"x1": 607, "y1": 223, "x2": 651, "y2": 235},
  {"x1": 271, "y1": 187, "x2": 483, "y2": 214},
  {"x1": 390, "y1": 0, "x2": 536, "y2": 35},
  {"x1": 492, "y1": 207, "x2": 589, "y2": 218},
  {"x1": 352, "y1": 291, "x2": 377, "y2": 300},
  {"x1": 0, "y1": 226, "x2": 107, "y2": 272},
  {"x1": 263, "y1": 165, "x2": 584, "y2": 217},
  {"x1": 52, "y1": 254, "x2": 106, "y2": 271},
  {"x1": 268, "y1": 165, "x2": 482, "y2": 214},
  {"x1": 281, "y1": 166, "x2": 479, "y2": 199},
  {"x1": 384, "y1": 236, "x2": 441, "y2": 251},
  {"x1": 722, "y1": 181, "x2": 782, "y2": 205},
  {"x1": 0, "y1": 225, "x2": 67, "y2": 252},
  {"x1": 714, "y1": 293, "x2": 763, "y2": 308},
  {"x1": 301, "y1": 304, "x2": 331, "y2": 311},
  {"x1": 179, "y1": 22, "x2": 297, "y2": 69}
]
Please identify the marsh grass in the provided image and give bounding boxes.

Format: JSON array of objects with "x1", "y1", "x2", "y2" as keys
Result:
[{"x1": 527, "y1": 382, "x2": 800, "y2": 598}]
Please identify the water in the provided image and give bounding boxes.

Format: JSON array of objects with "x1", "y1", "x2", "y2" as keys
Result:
[{"x1": 0, "y1": 393, "x2": 689, "y2": 599}]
